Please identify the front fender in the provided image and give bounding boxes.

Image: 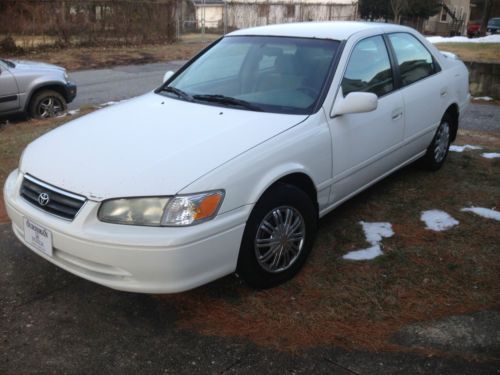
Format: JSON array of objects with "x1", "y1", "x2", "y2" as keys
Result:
[
  {"x1": 179, "y1": 112, "x2": 333, "y2": 215},
  {"x1": 22, "y1": 79, "x2": 69, "y2": 110}
]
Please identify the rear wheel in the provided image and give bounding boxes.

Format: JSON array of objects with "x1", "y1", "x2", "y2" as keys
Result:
[
  {"x1": 421, "y1": 114, "x2": 452, "y2": 170},
  {"x1": 237, "y1": 184, "x2": 317, "y2": 289},
  {"x1": 29, "y1": 90, "x2": 67, "y2": 119}
]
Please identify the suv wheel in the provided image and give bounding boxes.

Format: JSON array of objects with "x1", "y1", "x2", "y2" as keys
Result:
[{"x1": 29, "y1": 90, "x2": 67, "y2": 119}]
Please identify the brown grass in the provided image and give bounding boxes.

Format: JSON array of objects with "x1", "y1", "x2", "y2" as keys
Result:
[
  {"x1": 4, "y1": 39, "x2": 216, "y2": 71},
  {"x1": 0, "y1": 114, "x2": 499, "y2": 357},
  {"x1": 157, "y1": 130, "x2": 500, "y2": 356},
  {"x1": 6, "y1": 38, "x2": 499, "y2": 71},
  {"x1": 435, "y1": 43, "x2": 500, "y2": 63}
]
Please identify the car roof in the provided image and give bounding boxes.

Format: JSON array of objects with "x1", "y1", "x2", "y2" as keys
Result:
[{"x1": 227, "y1": 21, "x2": 411, "y2": 40}]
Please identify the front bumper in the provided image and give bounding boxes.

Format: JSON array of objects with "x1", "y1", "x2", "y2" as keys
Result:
[
  {"x1": 4, "y1": 169, "x2": 249, "y2": 293},
  {"x1": 64, "y1": 82, "x2": 77, "y2": 103}
]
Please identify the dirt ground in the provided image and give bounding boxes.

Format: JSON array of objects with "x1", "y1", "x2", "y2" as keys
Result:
[
  {"x1": 1, "y1": 107, "x2": 499, "y2": 364},
  {"x1": 1, "y1": 125, "x2": 498, "y2": 373}
]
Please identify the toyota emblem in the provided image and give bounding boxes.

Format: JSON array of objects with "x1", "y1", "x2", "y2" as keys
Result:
[{"x1": 38, "y1": 192, "x2": 50, "y2": 206}]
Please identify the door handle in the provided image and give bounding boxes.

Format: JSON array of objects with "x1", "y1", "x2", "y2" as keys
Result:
[{"x1": 392, "y1": 111, "x2": 403, "y2": 120}]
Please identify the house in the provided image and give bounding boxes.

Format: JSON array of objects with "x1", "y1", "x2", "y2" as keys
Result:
[
  {"x1": 191, "y1": 0, "x2": 225, "y2": 30},
  {"x1": 189, "y1": 0, "x2": 358, "y2": 32},
  {"x1": 424, "y1": 0, "x2": 471, "y2": 35}
]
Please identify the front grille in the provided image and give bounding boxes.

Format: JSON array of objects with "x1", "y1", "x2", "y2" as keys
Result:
[{"x1": 20, "y1": 175, "x2": 86, "y2": 220}]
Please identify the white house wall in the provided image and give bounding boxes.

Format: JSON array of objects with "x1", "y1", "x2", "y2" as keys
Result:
[
  {"x1": 195, "y1": 5, "x2": 224, "y2": 28},
  {"x1": 226, "y1": 2, "x2": 357, "y2": 29}
]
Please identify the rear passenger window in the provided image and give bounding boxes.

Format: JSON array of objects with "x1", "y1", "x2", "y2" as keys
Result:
[
  {"x1": 341, "y1": 36, "x2": 394, "y2": 97},
  {"x1": 388, "y1": 33, "x2": 437, "y2": 86}
]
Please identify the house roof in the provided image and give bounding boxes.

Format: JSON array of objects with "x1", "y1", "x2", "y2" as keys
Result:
[{"x1": 228, "y1": 21, "x2": 410, "y2": 40}]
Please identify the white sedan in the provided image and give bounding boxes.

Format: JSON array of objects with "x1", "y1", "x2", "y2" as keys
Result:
[{"x1": 4, "y1": 22, "x2": 469, "y2": 293}]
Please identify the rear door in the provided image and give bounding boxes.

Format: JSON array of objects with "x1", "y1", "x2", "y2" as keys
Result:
[
  {"x1": 0, "y1": 63, "x2": 20, "y2": 113},
  {"x1": 386, "y1": 32, "x2": 446, "y2": 158}
]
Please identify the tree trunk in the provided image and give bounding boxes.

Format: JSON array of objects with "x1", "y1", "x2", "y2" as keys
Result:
[{"x1": 480, "y1": 0, "x2": 492, "y2": 36}]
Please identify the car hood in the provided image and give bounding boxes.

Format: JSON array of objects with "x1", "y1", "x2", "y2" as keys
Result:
[
  {"x1": 10, "y1": 60, "x2": 65, "y2": 73},
  {"x1": 21, "y1": 93, "x2": 308, "y2": 200}
]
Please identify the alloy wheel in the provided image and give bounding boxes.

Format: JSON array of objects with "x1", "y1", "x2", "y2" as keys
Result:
[{"x1": 254, "y1": 206, "x2": 306, "y2": 273}]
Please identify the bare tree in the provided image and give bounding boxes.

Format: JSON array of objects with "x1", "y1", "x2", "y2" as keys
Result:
[
  {"x1": 480, "y1": 0, "x2": 493, "y2": 36},
  {"x1": 390, "y1": 0, "x2": 407, "y2": 24}
]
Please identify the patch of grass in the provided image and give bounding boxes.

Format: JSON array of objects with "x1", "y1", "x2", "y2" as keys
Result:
[
  {"x1": 435, "y1": 42, "x2": 500, "y2": 63},
  {"x1": 0, "y1": 113, "x2": 499, "y2": 358},
  {"x1": 157, "y1": 130, "x2": 500, "y2": 356},
  {"x1": 4, "y1": 39, "x2": 216, "y2": 71}
]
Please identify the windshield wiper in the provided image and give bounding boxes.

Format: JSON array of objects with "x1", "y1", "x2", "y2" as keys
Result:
[
  {"x1": 193, "y1": 94, "x2": 263, "y2": 112},
  {"x1": 160, "y1": 86, "x2": 193, "y2": 101}
]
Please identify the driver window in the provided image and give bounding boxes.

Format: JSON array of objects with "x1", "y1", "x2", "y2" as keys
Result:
[{"x1": 341, "y1": 36, "x2": 394, "y2": 97}]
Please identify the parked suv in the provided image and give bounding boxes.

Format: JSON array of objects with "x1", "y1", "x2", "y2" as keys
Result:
[
  {"x1": 487, "y1": 18, "x2": 500, "y2": 34},
  {"x1": 0, "y1": 58, "x2": 76, "y2": 119}
]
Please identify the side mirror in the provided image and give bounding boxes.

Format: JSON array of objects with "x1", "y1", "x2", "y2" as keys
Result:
[
  {"x1": 331, "y1": 91, "x2": 378, "y2": 117},
  {"x1": 163, "y1": 70, "x2": 174, "y2": 83}
]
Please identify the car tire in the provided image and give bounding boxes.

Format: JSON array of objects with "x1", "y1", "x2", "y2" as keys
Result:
[
  {"x1": 421, "y1": 114, "x2": 452, "y2": 170},
  {"x1": 236, "y1": 183, "x2": 317, "y2": 289},
  {"x1": 29, "y1": 90, "x2": 67, "y2": 119}
]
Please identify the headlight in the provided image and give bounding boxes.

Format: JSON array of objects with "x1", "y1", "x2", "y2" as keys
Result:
[
  {"x1": 98, "y1": 197, "x2": 170, "y2": 226},
  {"x1": 63, "y1": 71, "x2": 69, "y2": 82},
  {"x1": 98, "y1": 190, "x2": 224, "y2": 227}
]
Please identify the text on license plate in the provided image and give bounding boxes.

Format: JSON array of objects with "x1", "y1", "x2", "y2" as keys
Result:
[{"x1": 23, "y1": 218, "x2": 53, "y2": 257}]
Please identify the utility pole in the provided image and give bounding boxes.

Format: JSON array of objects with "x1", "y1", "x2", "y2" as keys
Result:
[
  {"x1": 224, "y1": 0, "x2": 228, "y2": 34},
  {"x1": 202, "y1": 0, "x2": 206, "y2": 35}
]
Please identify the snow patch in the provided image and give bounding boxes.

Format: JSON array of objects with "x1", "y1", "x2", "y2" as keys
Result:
[
  {"x1": 481, "y1": 152, "x2": 500, "y2": 159},
  {"x1": 461, "y1": 207, "x2": 500, "y2": 221},
  {"x1": 56, "y1": 109, "x2": 80, "y2": 118},
  {"x1": 100, "y1": 101, "x2": 118, "y2": 107},
  {"x1": 421, "y1": 210, "x2": 459, "y2": 231},
  {"x1": 473, "y1": 96, "x2": 494, "y2": 101},
  {"x1": 449, "y1": 144, "x2": 482, "y2": 152},
  {"x1": 362, "y1": 222, "x2": 394, "y2": 245},
  {"x1": 67, "y1": 109, "x2": 80, "y2": 116},
  {"x1": 343, "y1": 246, "x2": 383, "y2": 261},
  {"x1": 427, "y1": 34, "x2": 500, "y2": 44},
  {"x1": 342, "y1": 221, "x2": 394, "y2": 261},
  {"x1": 97, "y1": 99, "x2": 130, "y2": 108}
]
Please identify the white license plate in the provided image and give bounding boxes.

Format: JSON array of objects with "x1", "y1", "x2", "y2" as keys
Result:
[{"x1": 23, "y1": 218, "x2": 53, "y2": 257}]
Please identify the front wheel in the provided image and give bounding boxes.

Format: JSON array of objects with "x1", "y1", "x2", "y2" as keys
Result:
[
  {"x1": 421, "y1": 114, "x2": 452, "y2": 170},
  {"x1": 29, "y1": 90, "x2": 67, "y2": 119},
  {"x1": 236, "y1": 184, "x2": 317, "y2": 289}
]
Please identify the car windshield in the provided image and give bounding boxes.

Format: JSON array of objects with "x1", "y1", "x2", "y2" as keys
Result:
[
  {"x1": 159, "y1": 36, "x2": 340, "y2": 114},
  {"x1": 490, "y1": 18, "x2": 500, "y2": 26},
  {"x1": 0, "y1": 58, "x2": 15, "y2": 68}
]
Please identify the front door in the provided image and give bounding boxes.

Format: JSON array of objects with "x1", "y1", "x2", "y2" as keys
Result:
[
  {"x1": 326, "y1": 35, "x2": 405, "y2": 204},
  {"x1": 0, "y1": 64, "x2": 20, "y2": 113}
]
